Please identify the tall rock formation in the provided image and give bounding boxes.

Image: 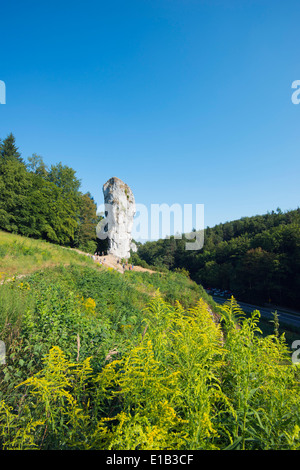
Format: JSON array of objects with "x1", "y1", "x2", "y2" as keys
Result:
[{"x1": 99, "y1": 177, "x2": 136, "y2": 259}]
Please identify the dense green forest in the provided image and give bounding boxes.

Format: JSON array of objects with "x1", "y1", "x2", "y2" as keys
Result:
[
  {"x1": 133, "y1": 209, "x2": 300, "y2": 310},
  {"x1": 0, "y1": 133, "x2": 99, "y2": 253}
]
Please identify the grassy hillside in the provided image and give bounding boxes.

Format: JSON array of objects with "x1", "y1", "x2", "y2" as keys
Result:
[
  {"x1": 0, "y1": 232, "x2": 300, "y2": 450},
  {"x1": 0, "y1": 229, "x2": 94, "y2": 280}
]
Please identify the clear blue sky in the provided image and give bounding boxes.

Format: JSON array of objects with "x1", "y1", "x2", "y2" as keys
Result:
[{"x1": 1, "y1": 0, "x2": 300, "y2": 238}]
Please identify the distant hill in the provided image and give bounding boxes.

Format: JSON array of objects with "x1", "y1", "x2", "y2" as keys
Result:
[{"x1": 132, "y1": 208, "x2": 300, "y2": 309}]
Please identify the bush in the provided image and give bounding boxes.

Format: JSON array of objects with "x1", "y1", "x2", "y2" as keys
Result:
[{"x1": 0, "y1": 286, "x2": 299, "y2": 450}]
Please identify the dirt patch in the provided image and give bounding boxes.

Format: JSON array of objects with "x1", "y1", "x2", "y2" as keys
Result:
[{"x1": 72, "y1": 249, "x2": 157, "y2": 274}]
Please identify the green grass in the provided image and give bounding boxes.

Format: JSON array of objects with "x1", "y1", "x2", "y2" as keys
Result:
[
  {"x1": 0, "y1": 277, "x2": 299, "y2": 450},
  {"x1": 0, "y1": 229, "x2": 94, "y2": 279},
  {"x1": 1, "y1": 231, "x2": 300, "y2": 450}
]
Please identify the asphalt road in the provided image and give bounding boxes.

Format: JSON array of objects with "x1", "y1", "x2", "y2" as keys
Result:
[{"x1": 212, "y1": 295, "x2": 300, "y2": 330}]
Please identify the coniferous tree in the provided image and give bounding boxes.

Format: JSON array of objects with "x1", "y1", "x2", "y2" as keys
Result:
[{"x1": 0, "y1": 133, "x2": 23, "y2": 165}]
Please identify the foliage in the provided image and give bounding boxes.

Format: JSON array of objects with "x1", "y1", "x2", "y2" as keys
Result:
[
  {"x1": 0, "y1": 229, "x2": 94, "y2": 278},
  {"x1": 0, "y1": 134, "x2": 300, "y2": 450},
  {"x1": 218, "y1": 297, "x2": 300, "y2": 449},
  {"x1": 0, "y1": 133, "x2": 23, "y2": 164},
  {"x1": 0, "y1": 133, "x2": 98, "y2": 250},
  {"x1": 136, "y1": 208, "x2": 300, "y2": 309},
  {"x1": 74, "y1": 192, "x2": 99, "y2": 253},
  {"x1": 0, "y1": 263, "x2": 299, "y2": 450}
]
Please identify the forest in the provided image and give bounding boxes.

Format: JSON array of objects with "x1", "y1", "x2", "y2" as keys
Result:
[
  {"x1": 0, "y1": 133, "x2": 99, "y2": 253},
  {"x1": 133, "y1": 209, "x2": 300, "y2": 310}
]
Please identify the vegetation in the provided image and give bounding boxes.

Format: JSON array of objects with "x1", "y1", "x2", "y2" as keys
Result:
[
  {"x1": 0, "y1": 229, "x2": 94, "y2": 279},
  {"x1": 134, "y1": 208, "x2": 300, "y2": 309},
  {"x1": 0, "y1": 133, "x2": 99, "y2": 253},
  {"x1": 0, "y1": 132, "x2": 299, "y2": 450},
  {"x1": 0, "y1": 238, "x2": 299, "y2": 450}
]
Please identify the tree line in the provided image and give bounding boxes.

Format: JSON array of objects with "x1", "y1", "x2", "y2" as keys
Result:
[
  {"x1": 0, "y1": 133, "x2": 99, "y2": 253},
  {"x1": 134, "y1": 208, "x2": 300, "y2": 309}
]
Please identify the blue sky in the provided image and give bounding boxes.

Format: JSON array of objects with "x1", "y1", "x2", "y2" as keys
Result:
[{"x1": 1, "y1": 0, "x2": 300, "y2": 238}]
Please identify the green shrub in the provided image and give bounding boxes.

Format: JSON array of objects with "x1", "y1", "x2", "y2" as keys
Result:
[{"x1": 0, "y1": 289, "x2": 299, "y2": 450}]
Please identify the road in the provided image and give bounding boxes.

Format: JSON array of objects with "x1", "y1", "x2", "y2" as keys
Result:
[{"x1": 212, "y1": 295, "x2": 300, "y2": 330}]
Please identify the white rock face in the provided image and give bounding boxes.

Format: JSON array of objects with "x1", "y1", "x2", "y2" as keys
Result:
[{"x1": 101, "y1": 177, "x2": 136, "y2": 259}]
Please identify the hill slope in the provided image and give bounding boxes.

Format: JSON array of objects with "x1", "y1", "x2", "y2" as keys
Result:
[
  {"x1": 0, "y1": 229, "x2": 95, "y2": 280},
  {"x1": 0, "y1": 229, "x2": 158, "y2": 281},
  {"x1": 0, "y1": 231, "x2": 299, "y2": 450}
]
